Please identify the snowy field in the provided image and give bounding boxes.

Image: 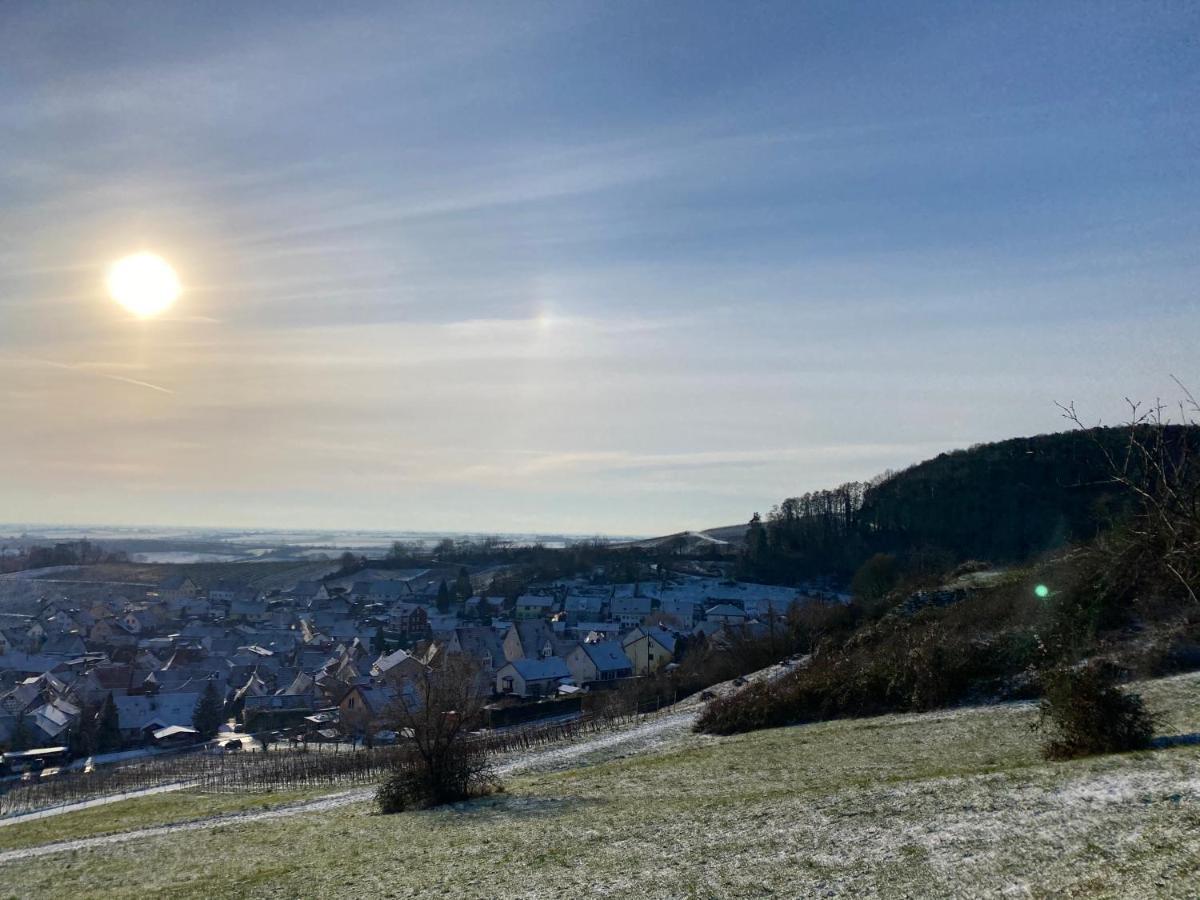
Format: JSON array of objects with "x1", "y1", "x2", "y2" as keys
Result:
[{"x1": 0, "y1": 672, "x2": 1197, "y2": 898}]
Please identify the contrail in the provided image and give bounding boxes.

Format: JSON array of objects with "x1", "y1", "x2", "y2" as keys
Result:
[{"x1": 25, "y1": 358, "x2": 175, "y2": 395}]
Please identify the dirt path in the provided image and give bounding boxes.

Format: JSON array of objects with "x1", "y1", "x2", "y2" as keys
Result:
[{"x1": 0, "y1": 707, "x2": 699, "y2": 865}]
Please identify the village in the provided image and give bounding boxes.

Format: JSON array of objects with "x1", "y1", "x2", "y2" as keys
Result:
[{"x1": 0, "y1": 549, "x2": 840, "y2": 778}]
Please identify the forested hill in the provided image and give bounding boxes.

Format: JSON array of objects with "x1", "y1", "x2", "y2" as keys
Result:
[{"x1": 741, "y1": 425, "x2": 1200, "y2": 583}]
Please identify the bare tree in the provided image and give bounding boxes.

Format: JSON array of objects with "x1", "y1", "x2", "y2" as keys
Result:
[
  {"x1": 1058, "y1": 379, "x2": 1200, "y2": 605},
  {"x1": 377, "y1": 655, "x2": 496, "y2": 812}
]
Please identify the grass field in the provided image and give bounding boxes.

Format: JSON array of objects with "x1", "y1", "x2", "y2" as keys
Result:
[
  {"x1": 0, "y1": 788, "x2": 324, "y2": 853},
  {"x1": 1, "y1": 673, "x2": 1198, "y2": 898}
]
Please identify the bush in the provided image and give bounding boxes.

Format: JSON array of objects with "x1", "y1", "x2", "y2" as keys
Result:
[
  {"x1": 376, "y1": 741, "x2": 497, "y2": 813},
  {"x1": 377, "y1": 656, "x2": 499, "y2": 814},
  {"x1": 850, "y1": 553, "x2": 900, "y2": 610},
  {"x1": 695, "y1": 583, "x2": 1052, "y2": 736},
  {"x1": 1033, "y1": 661, "x2": 1156, "y2": 760}
]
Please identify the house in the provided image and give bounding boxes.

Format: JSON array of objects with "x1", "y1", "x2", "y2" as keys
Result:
[
  {"x1": 514, "y1": 594, "x2": 556, "y2": 621},
  {"x1": 704, "y1": 603, "x2": 746, "y2": 625},
  {"x1": 610, "y1": 596, "x2": 653, "y2": 627},
  {"x1": 40, "y1": 633, "x2": 87, "y2": 658},
  {"x1": 338, "y1": 683, "x2": 399, "y2": 734},
  {"x1": 706, "y1": 621, "x2": 771, "y2": 650},
  {"x1": 208, "y1": 581, "x2": 255, "y2": 604},
  {"x1": 621, "y1": 626, "x2": 680, "y2": 676},
  {"x1": 158, "y1": 575, "x2": 201, "y2": 604},
  {"x1": 563, "y1": 593, "x2": 605, "y2": 622},
  {"x1": 290, "y1": 581, "x2": 331, "y2": 604},
  {"x1": 88, "y1": 618, "x2": 136, "y2": 649},
  {"x1": 175, "y1": 595, "x2": 211, "y2": 618},
  {"x1": 41, "y1": 609, "x2": 80, "y2": 637},
  {"x1": 564, "y1": 641, "x2": 633, "y2": 687},
  {"x1": 446, "y1": 627, "x2": 505, "y2": 676},
  {"x1": 232, "y1": 673, "x2": 271, "y2": 707},
  {"x1": 571, "y1": 622, "x2": 622, "y2": 643},
  {"x1": 388, "y1": 603, "x2": 429, "y2": 637},
  {"x1": 28, "y1": 696, "x2": 80, "y2": 744},
  {"x1": 502, "y1": 621, "x2": 574, "y2": 663},
  {"x1": 88, "y1": 598, "x2": 122, "y2": 619},
  {"x1": 658, "y1": 597, "x2": 700, "y2": 625},
  {"x1": 242, "y1": 692, "x2": 316, "y2": 729},
  {"x1": 22, "y1": 621, "x2": 47, "y2": 650},
  {"x1": 79, "y1": 664, "x2": 136, "y2": 705},
  {"x1": 229, "y1": 598, "x2": 270, "y2": 624},
  {"x1": 369, "y1": 648, "x2": 426, "y2": 686},
  {"x1": 113, "y1": 691, "x2": 202, "y2": 741},
  {"x1": 0, "y1": 626, "x2": 35, "y2": 655},
  {"x1": 150, "y1": 725, "x2": 199, "y2": 748},
  {"x1": 121, "y1": 610, "x2": 156, "y2": 636},
  {"x1": 495, "y1": 657, "x2": 571, "y2": 698}
]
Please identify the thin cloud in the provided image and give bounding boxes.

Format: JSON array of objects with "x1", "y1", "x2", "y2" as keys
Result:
[{"x1": 19, "y1": 358, "x2": 175, "y2": 395}]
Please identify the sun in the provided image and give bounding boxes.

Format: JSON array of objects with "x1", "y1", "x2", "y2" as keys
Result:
[{"x1": 107, "y1": 252, "x2": 181, "y2": 318}]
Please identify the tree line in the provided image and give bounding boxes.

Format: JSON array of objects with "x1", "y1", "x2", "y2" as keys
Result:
[{"x1": 737, "y1": 426, "x2": 1198, "y2": 585}]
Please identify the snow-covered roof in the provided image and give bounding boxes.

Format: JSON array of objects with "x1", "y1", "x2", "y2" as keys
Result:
[
  {"x1": 506, "y1": 657, "x2": 570, "y2": 681},
  {"x1": 372, "y1": 648, "x2": 415, "y2": 674},
  {"x1": 153, "y1": 725, "x2": 198, "y2": 740},
  {"x1": 114, "y1": 692, "x2": 200, "y2": 732},
  {"x1": 580, "y1": 641, "x2": 633, "y2": 673}
]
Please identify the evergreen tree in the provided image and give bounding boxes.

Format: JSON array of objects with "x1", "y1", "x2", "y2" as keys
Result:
[
  {"x1": 747, "y1": 512, "x2": 769, "y2": 562},
  {"x1": 68, "y1": 706, "x2": 99, "y2": 758},
  {"x1": 373, "y1": 625, "x2": 388, "y2": 655},
  {"x1": 455, "y1": 567, "x2": 472, "y2": 602},
  {"x1": 96, "y1": 693, "x2": 122, "y2": 752},
  {"x1": 192, "y1": 680, "x2": 225, "y2": 740},
  {"x1": 436, "y1": 579, "x2": 451, "y2": 614},
  {"x1": 9, "y1": 714, "x2": 34, "y2": 752}
]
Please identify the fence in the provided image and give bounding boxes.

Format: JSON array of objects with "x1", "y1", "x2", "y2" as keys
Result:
[{"x1": 0, "y1": 700, "x2": 673, "y2": 817}]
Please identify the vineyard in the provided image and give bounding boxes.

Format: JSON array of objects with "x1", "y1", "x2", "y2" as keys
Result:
[{"x1": 0, "y1": 702, "x2": 666, "y2": 818}]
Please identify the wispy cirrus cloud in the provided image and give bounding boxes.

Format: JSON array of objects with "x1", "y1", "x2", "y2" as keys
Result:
[
  {"x1": 3, "y1": 357, "x2": 175, "y2": 395},
  {"x1": 1, "y1": 2, "x2": 1197, "y2": 533}
]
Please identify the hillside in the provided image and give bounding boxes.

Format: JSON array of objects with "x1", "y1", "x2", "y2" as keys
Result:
[
  {"x1": 2, "y1": 672, "x2": 1198, "y2": 898},
  {"x1": 617, "y1": 528, "x2": 743, "y2": 554},
  {"x1": 741, "y1": 425, "x2": 1200, "y2": 582},
  {"x1": 857, "y1": 428, "x2": 1171, "y2": 562}
]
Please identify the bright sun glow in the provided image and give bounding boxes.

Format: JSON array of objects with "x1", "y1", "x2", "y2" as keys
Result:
[{"x1": 106, "y1": 252, "x2": 181, "y2": 318}]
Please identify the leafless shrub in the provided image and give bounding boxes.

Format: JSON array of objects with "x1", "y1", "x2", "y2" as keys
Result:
[
  {"x1": 1057, "y1": 380, "x2": 1200, "y2": 608},
  {"x1": 378, "y1": 656, "x2": 497, "y2": 812}
]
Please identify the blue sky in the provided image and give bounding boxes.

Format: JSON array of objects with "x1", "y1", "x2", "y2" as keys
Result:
[{"x1": 1, "y1": 1, "x2": 1197, "y2": 534}]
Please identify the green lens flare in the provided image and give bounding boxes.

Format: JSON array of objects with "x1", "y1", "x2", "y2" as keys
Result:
[{"x1": 1034, "y1": 584, "x2": 1050, "y2": 599}]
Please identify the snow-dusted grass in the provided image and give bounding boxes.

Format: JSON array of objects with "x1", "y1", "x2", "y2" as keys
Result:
[
  {"x1": 2, "y1": 673, "x2": 1198, "y2": 898},
  {"x1": 0, "y1": 788, "x2": 326, "y2": 854}
]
